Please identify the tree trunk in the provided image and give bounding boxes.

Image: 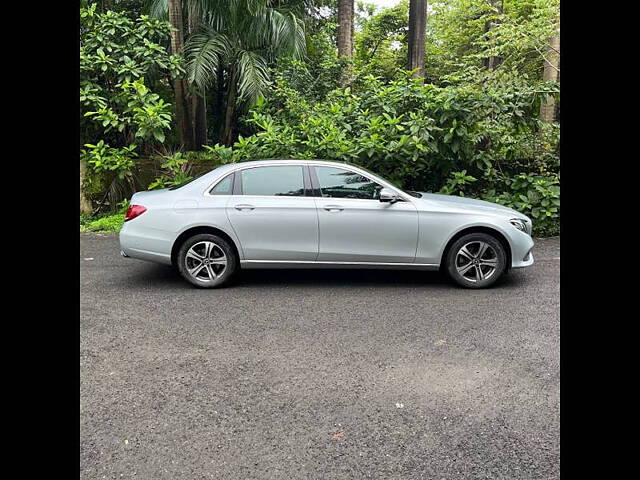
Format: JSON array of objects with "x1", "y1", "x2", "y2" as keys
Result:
[
  {"x1": 539, "y1": 34, "x2": 560, "y2": 124},
  {"x1": 337, "y1": 0, "x2": 354, "y2": 59},
  {"x1": 187, "y1": 7, "x2": 207, "y2": 150},
  {"x1": 483, "y1": 0, "x2": 503, "y2": 70},
  {"x1": 221, "y1": 69, "x2": 237, "y2": 146},
  {"x1": 337, "y1": 0, "x2": 354, "y2": 84},
  {"x1": 168, "y1": 0, "x2": 194, "y2": 150},
  {"x1": 407, "y1": 0, "x2": 427, "y2": 78},
  {"x1": 212, "y1": 67, "x2": 225, "y2": 143},
  {"x1": 80, "y1": 159, "x2": 93, "y2": 214},
  {"x1": 192, "y1": 91, "x2": 208, "y2": 149}
]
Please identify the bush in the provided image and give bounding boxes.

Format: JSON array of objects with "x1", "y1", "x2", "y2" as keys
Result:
[
  {"x1": 80, "y1": 213, "x2": 125, "y2": 233},
  {"x1": 148, "y1": 152, "x2": 194, "y2": 190},
  {"x1": 80, "y1": 5, "x2": 182, "y2": 211},
  {"x1": 483, "y1": 173, "x2": 560, "y2": 237},
  {"x1": 80, "y1": 201, "x2": 128, "y2": 233},
  {"x1": 199, "y1": 72, "x2": 560, "y2": 235}
]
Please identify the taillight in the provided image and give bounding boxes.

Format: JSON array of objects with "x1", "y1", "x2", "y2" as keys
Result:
[{"x1": 125, "y1": 204, "x2": 147, "y2": 222}]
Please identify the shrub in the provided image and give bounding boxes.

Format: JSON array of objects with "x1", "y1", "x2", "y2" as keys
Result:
[
  {"x1": 80, "y1": 201, "x2": 128, "y2": 233},
  {"x1": 80, "y1": 213, "x2": 125, "y2": 233},
  {"x1": 81, "y1": 141, "x2": 137, "y2": 179},
  {"x1": 148, "y1": 153, "x2": 194, "y2": 190},
  {"x1": 81, "y1": 142, "x2": 139, "y2": 212},
  {"x1": 198, "y1": 72, "x2": 560, "y2": 235},
  {"x1": 483, "y1": 173, "x2": 560, "y2": 236}
]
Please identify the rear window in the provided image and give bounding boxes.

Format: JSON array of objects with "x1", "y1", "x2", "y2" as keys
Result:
[{"x1": 209, "y1": 173, "x2": 233, "y2": 195}]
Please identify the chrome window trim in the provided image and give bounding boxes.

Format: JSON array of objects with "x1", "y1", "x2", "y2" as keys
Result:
[{"x1": 202, "y1": 161, "x2": 414, "y2": 203}]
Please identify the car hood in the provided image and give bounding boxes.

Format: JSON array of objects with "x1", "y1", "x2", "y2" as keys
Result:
[{"x1": 414, "y1": 192, "x2": 527, "y2": 219}]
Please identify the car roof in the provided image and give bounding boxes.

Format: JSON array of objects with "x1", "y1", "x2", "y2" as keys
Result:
[{"x1": 226, "y1": 159, "x2": 354, "y2": 168}]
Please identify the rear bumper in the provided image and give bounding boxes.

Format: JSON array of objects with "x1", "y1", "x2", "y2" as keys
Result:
[{"x1": 119, "y1": 223, "x2": 173, "y2": 266}]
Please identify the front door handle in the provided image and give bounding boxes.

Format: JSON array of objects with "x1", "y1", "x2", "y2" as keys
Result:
[
  {"x1": 234, "y1": 204, "x2": 255, "y2": 211},
  {"x1": 323, "y1": 205, "x2": 344, "y2": 212}
]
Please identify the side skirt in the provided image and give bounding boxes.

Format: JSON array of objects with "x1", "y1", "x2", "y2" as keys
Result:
[{"x1": 240, "y1": 260, "x2": 440, "y2": 270}]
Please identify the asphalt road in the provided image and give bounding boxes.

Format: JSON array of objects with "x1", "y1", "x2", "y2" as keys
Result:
[{"x1": 80, "y1": 233, "x2": 559, "y2": 479}]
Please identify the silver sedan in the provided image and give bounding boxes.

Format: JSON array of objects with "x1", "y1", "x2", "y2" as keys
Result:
[{"x1": 119, "y1": 159, "x2": 534, "y2": 288}]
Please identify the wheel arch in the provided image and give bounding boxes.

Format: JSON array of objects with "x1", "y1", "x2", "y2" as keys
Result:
[
  {"x1": 439, "y1": 225, "x2": 512, "y2": 271},
  {"x1": 171, "y1": 225, "x2": 242, "y2": 267}
]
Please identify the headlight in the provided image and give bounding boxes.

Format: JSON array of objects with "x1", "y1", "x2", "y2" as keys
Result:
[{"x1": 510, "y1": 218, "x2": 527, "y2": 232}]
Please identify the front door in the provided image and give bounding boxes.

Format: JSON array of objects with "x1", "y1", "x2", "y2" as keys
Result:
[
  {"x1": 225, "y1": 165, "x2": 318, "y2": 261},
  {"x1": 312, "y1": 166, "x2": 419, "y2": 263}
]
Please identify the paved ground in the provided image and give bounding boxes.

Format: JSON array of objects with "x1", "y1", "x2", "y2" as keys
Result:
[{"x1": 80, "y1": 234, "x2": 559, "y2": 479}]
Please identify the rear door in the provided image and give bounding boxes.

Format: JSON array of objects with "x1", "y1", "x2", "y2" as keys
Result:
[{"x1": 225, "y1": 165, "x2": 319, "y2": 261}]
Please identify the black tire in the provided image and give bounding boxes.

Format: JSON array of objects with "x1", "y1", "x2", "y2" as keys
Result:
[
  {"x1": 445, "y1": 232, "x2": 507, "y2": 289},
  {"x1": 176, "y1": 233, "x2": 238, "y2": 288}
]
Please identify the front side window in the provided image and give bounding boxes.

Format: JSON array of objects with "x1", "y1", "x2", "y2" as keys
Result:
[
  {"x1": 240, "y1": 166, "x2": 305, "y2": 196},
  {"x1": 315, "y1": 166, "x2": 383, "y2": 200}
]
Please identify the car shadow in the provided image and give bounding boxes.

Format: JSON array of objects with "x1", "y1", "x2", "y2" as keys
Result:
[{"x1": 122, "y1": 263, "x2": 527, "y2": 290}]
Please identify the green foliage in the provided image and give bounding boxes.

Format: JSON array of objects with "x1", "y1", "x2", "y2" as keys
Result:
[
  {"x1": 80, "y1": 200, "x2": 129, "y2": 232},
  {"x1": 148, "y1": 152, "x2": 194, "y2": 190},
  {"x1": 79, "y1": 0, "x2": 560, "y2": 236},
  {"x1": 125, "y1": 79, "x2": 173, "y2": 143},
  {"x1": 80, "y1": 5, "x2": 181, "y2": 148},
  {"x1": 439, "y1": 170, "x2": 477, "y2": 196},
  {"x1": 80, "y1": 212, "x2": 125, "y2": 233},
  {"x1": 474, "y1": 0, "x2": 560, "y2": 76},
  {"x1": 81, "y1": 141, "x2": 137, "y2": 179},
  {"x1": 354, "y1": 0, "x2": 408, "y2": 81},
  {"x1": 428, "y1": 0, "x2": 560, "y2": 82},
  {"x1": 273, "y1": 23, "x2": 347, "y2": 102},
  {"x1": 198, "y1": 72, "x2": 559, "y2": 234},
  {"x1": 182, "y1": 0, "x2": 306, "y2": 103},
  {"x1": 224, "y1": 73, "x2": 558, "y2": 188},
  {"x1": 201, "y1": 144, "x2": 240, "y2": 164},
  {"x1": 81, "y1": 4, "x2": 180, "y2": 210},
  {"x1": 483, "y1": 173, "x2": 560, "y2": 236}
]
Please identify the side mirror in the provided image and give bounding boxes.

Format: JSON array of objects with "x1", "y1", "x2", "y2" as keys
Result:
[{"x1": 379, "y1": 187, "x2": 400, "y2": 203}]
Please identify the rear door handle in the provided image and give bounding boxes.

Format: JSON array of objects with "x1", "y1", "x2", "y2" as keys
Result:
[
  {"x1": 234, "y1": 204, "x2": 255, "y2": 211},
  {"x1": 323, "y1": 205, "x2": 344, "y2": 212}
]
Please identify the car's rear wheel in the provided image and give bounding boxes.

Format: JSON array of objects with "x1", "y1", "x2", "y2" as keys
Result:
[
  {"x1": 176, "y1": 233, "x2": 237, "y2": 288},
  {"x1": 445, "y1": 232, "x2": 507, "y2": 288}
]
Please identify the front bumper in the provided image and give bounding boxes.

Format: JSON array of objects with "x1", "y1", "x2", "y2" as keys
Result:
[{"x1": 510, "y1": 232, "x2": 535, "y2": 269}]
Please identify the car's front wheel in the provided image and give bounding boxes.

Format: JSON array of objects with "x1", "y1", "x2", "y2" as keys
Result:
[
  {"x1": 445, "y1": 232, "x2": 507, "y2": 288},
  {"x1": 176, "y1": 233, "x2": 237, "y2": 288}
]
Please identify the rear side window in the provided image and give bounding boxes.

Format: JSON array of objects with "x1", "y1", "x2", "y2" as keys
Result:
[
  {"x1": 315, "y1": 166, "x2": 383, "y2": 200},
  {"x1": 209, "y1": 173, "x2": 233, "y2": 195},
  {"x1": 240, "y1": 166, "x2": 305, "y2": 196}
]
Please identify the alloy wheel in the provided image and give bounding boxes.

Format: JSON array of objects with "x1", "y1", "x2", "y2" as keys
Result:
[
  {"x1": 185, "y1": 241, "x2": 227, "y2": 283},
  {"x1": 455, "y1": 241, "x2": 499, "y2": 283}
]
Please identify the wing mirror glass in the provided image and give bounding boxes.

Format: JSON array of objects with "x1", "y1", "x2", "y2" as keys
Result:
[{"x1": 379, "y1": 187, "x2": 400, "y2": 203}]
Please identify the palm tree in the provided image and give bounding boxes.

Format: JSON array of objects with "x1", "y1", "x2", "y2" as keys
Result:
[{"x1": 152, "y1": 0, "x2": 306, "y2": 146}]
